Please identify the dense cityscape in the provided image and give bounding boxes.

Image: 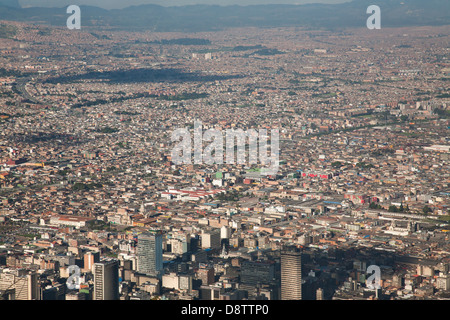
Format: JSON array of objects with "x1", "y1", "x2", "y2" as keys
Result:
[{"x1": 0, "y1": 0, "x2": 449, "y2": 304}]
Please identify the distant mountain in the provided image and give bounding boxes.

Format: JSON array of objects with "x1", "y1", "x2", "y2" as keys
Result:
[
  {"x1": 18, "y1": 0, "x2": 351, "y2": 9},
  {"x1": 0, "y1": 0, "x2": 448, "y2": 31},
  {"x1": 0, "y1": 0, "x2": 20, "y2": 8}
]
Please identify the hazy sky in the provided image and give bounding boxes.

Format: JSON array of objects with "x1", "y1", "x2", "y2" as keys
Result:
[{"x1": 19, "y1": 0, "x2": 351, "y2": 9}]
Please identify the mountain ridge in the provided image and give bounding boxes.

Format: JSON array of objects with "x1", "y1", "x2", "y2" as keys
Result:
[
  {"x1": 0, "y1": 0, "x2": 448, "y2": 31},
  {"x1": 0, "y1": 0, "x2": 20, "y2": 8}
]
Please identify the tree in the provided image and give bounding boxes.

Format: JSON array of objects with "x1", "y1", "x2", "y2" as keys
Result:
[
  {"x1": 72, "y1": 182, "x2": 87, "y2": 191},
  {"x1": 422, "y1": 206, "x2": 432, "y2": 214},
  {"x1": 388, "y1": 205, "x2": 399, "y2": 213},
  {"x1": 400, "y1": 115, "x2": 409, "y2": 122},
  {"x1": 331, "y1": 161, "x2": 342, "y2": 168},
  {"x1": 369, "y1": 202, "x2": 381, "y2": 210}
]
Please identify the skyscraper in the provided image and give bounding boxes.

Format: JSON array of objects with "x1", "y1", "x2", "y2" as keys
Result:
[
  {"x1": 0, "y1": 270, "x2": 39, "y2": 300},
  {"x1": 241, "y1": 260, "x2": 276, "y2": 286},
  {"x1": 137, "y1": 230, "x2": 163, "y2": 278},
  {"x1": 93, "y1": 260, "x2": 119, "y2": 300},
  {"x1": 281, "y1": 246, "x2": 302, "y2": 300},
  {"x1": 240, "y1": 259, "x2": 280, "y2": 299}
]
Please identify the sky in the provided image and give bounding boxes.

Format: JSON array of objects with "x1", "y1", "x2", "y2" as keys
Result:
[{"x1": 19, "y1": 0, "x2": 351, "y2": 9}]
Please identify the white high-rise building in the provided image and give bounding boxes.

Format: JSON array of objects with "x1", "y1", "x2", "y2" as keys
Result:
[
  {"x1": 281, "y1": 246, "x2": 302, "y2": 300},
  {"x1": 220, "y1": 225, "x2": 231, "y2": 239}
]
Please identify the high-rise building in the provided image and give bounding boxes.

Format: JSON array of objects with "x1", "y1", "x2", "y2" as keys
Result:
[
  {"x1": 201, "y1": 228, "x2": 221, "y2": 250},
  {"x1": 179, "y1": 275, "x2": 193, "y2": 292},
  {"x1": 84, "y1": 251, "x2": 100, "y2": 272},
  {"x1": 0, "y1": 288, "x2": 15, "y2": 300},
  {"x1": 437, "y1": 274, "x2": 450, "y2": 291},
  {"x1": 281, "y1": 246, "x2": 302, "y2": 300},
  {"x1": 220, "y1": 226, "x2": 230, "y2": 239},
  {"x1": 0, "y1": 270, "x2": 39, "y2": 300},
  {"x1": 316, "y1": 288, "x2": 324, "y2": 300},
  {"x1": 167, "y1": 232, "x2": 190, "y2": 255},
  {"x1": 93, "y1": 260, "x2": 119, "y2": 300},
  {"x1": 197, "y1": 267, "x2": 215, "y2": 286},
  {"x1": 137, "y1": 230, "x2": 163, "y2": 278},
  {"x1": 240, "y1": 259, "x2": 280, "y2": 299},
  {"x1": 241, "y1": 260, "x2": 276, "y2": 286},
  {"x1": 41, "y1": 283, "x2": 66, "y2": 300}
]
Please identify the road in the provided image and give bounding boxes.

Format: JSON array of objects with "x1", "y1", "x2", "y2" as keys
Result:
[{"x1": 14, "y1": 76, "x2": 42, "y2": 104}]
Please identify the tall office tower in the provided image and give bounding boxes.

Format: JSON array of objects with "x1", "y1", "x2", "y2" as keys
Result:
[
  {"x1": 201, "y1": 228, "x2": 221, "y2": 250},
  {"x1": 220, "y1": 226, "x2": 231, "y2": 240},
  {"x1": 281, "y1": 246, "x2": 302, "y2": 300},
  {"x1": 84, "y1": 251, "x2": 100, "y2": 272},
  {"x1": 137, "y1": 230, "x2": 163, "y2": 278},
  {"x1": 0, "y1": 270, "x2": 39, "y2": 300},
  {"x1": 316, "y1": 288, "x2": 324, "y2": 300},
  {"x1": 93, "y1": 260, "x2": 119, "y2": 300},
  {"x1": 240, "y1": 260, "x2": 279, "y2": 299}
]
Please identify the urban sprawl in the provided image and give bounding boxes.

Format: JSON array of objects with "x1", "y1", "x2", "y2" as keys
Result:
[{"x1": 0, "y1": 22, "x2": 449, "y2": 301}]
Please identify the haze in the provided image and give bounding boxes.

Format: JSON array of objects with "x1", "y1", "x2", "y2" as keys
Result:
[{"x1": 19, "y1": 0, "x2": 351, "y2": 9}]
